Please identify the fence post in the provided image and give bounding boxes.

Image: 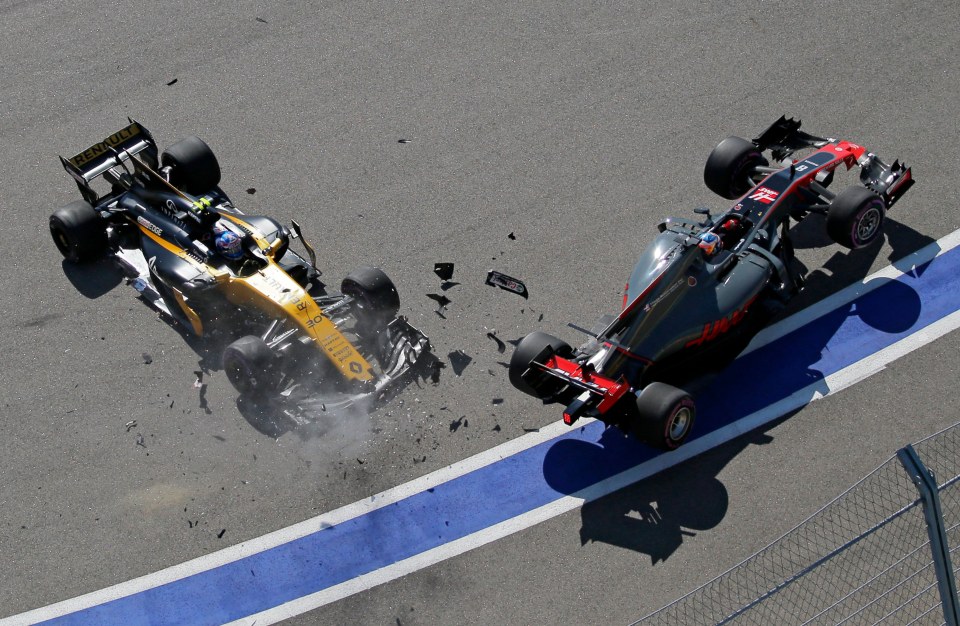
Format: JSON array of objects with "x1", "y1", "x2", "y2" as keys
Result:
[{"x1": 897, "y1": 444, "x2": 960, "y2": 626}]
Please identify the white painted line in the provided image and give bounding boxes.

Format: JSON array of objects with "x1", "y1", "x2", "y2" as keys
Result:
[
  {"x1": 3, "y1": 421, "x2": 580, "y2": 626},
  {"x1": 7, "y1": 229, "x2": 960, "y2": 626},
  {"x1": 227, "y1": 307, "x2": 960, "y2": 626},
  {"x1": 744, "y1": 230, "x2": 960, "y2": 356}
]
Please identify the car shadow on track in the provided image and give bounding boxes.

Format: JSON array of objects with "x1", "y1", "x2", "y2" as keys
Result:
[
  {"x1": 579, "y1": 427, "x2": 777, "y2": 564},
  {"x1": 785, "y1": 216, "x2": 936, "y2": 310},
  {"x1": 61, "y1": 258, "x2": 124, "y2": 299},
  {"x1": 540, "y1": 219, "x2": 934, "y2": 563}
]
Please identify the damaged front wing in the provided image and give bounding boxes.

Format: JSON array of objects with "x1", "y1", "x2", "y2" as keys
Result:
[{"x1": 277, "y1": 316, "x2": 431, "y2": 423}]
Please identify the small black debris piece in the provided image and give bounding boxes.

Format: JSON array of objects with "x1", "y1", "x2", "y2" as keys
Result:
[
  {"x1": 246, "y1": 187, "x2": 256, "y2": 195},
  {"x1": 508, "y1": 232, "x2": 516, "y2": 240},
  {"x1": 430, "y1": 360, "x2": 445, "y2": 384},
  {"x1": 440, "y1": 281, "x2": 459, "y2": 291},
  {"x1": 538, "y1": 313, "x2": 544, "y2": 322},
  {"x1": 199, "y1": 383, "x2": 211, "y2": 414},
  {"x1": 522, "y1": 427, "x2": 540, "y2": 433},
  {"x1": 433, "y1": 263, "x2": 454, "y2": 281},
  {"x1": 447, "y1": 350, "x2": 472, "y2": 376},
  {"x1": 217, "y1": 529, "x2": 226, "y2": 539},
  {"x1": 486, "y1": 332, "x2": 506, "y2": 353},
  {"x1": 141, "y1": 353, "x2": 153, "y2": 364},
  {"x1": 492, "y1": 424, "x2": 501, "y2": 432},
  {"x1": 485, "y1": 270, "x2": 528, "y2": 299},
  {"x1": 357, "y1": 458, "x2": 365, "y2": 465},
  {"x1": 256, "y1": 16, "x2": 268, "y2": 23},
  {"x1": 398, "y1": 138, "x2": 411, "y2": 144},
  {"x1": 166, "y1": 78, "x2": 178, "y2": 86},
  {"x1": 491, "y1": 398, "x2": 504, "y2": 405},
  {"x1": 449, "y1": 416, "x2": 465, "y2": 432}
]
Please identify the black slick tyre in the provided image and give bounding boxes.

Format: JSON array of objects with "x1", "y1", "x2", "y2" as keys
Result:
[
  {"x1": 826, "y1": 186, "x2": 885, "y2": 249},
  {"x1": 222, "y1": 335, "x2": 280, "y2": 396},
  {"x1": 341, "y1": 266, "x2": 401, "y2": 327},
  {"x1": 509, "y1": 331, "x2": 573, "y2": 399},
  {"x1": 49, "y1": 200, "x2": 107, "y2": 262},
  {"x1": 161, "y1": 136, "x2": 221, "y2": 195},
  {"x1": 704, "y1": 136, "x2": 768, "y2": 199},
  {"x1": 633, "y1": 382, "x2": 695, "y2": 450}
]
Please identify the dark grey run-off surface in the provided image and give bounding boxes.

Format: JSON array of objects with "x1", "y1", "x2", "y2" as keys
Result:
[{"x1": 1, "y1": 1, "x2": 958, "y2": 624}]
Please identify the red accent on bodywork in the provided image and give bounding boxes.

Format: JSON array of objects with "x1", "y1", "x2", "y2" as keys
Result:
[
  {"x1": 831, "y1": 140, "x2": 867, "y2": 168},
  {"x1": 685, "y1": 294, "x2": 759, "y2": 348},
  {"x1": 544, "y1": 354, "x2": 631, "y2": 416},
  {"x1": 605, "y1": 342, "x2": 653, "y2": 364}
]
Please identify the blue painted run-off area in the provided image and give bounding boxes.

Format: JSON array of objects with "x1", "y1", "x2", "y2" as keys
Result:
[{"x1": 45, "y1": 246, "x2": 960, "y2": 625}]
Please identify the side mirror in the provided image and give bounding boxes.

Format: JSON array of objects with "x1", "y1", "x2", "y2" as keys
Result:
[{"x1": 290, "y1": 220, "x2": 318, "y2": 270}]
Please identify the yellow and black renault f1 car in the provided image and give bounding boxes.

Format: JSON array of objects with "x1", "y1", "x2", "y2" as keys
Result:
[{"x1": 50, "y1": 121, "x2": 428, "y2": 412}]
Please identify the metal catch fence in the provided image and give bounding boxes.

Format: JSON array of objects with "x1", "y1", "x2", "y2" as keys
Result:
[{"x1": 635, "y1": 422, "x2": 960, "y2": 626}]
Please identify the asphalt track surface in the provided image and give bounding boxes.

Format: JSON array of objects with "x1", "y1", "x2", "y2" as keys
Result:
[{"x1": 2, "y1": 2, "x2": 959, "y2": 625}]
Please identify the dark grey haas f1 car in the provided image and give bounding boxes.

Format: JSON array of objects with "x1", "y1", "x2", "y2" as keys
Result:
[
  {"x1": 50, "y1": 121, "x2": 429, "y2": 413},
  {"x1": 510, "y1": 117, "x2": 913, "y2": 450}
]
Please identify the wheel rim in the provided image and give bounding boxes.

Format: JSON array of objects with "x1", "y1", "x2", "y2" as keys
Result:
[
  {"x1": 668, "y1": 406, "x2": 692, "y2": 441},
  {"x1": 855, "y1": 206, "x2": 882, "y2": 243},
  {"x1": 51, "y1": 225, "x2": 73, "y2": 256}
]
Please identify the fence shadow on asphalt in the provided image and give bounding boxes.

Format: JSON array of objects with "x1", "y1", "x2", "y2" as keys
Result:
[{"x1": 540, "y1": 217, "x2": 934, "y2": 563}]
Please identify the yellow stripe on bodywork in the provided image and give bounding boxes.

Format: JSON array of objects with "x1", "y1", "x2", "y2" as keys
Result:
[
  {"x1": 172, "y1": 287, "x2": 204, "y2": 336},
  {"x1": 136, "y1": 225, "x2": 213, "y2": 335},
  {"x1": 222, "y1": 262, "x2": 375, "y2": 383},
  {"x1": 137, "y1": 219, "x2": 371, "y2": 382}
]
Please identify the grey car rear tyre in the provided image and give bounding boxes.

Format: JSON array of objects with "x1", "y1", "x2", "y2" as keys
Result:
[
  {"x1": 633, "y1": 382, "x2": 696, "y2": 450},
  {"x1": 509, "y1": 331, "x2": 573, "y2": 399}
]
